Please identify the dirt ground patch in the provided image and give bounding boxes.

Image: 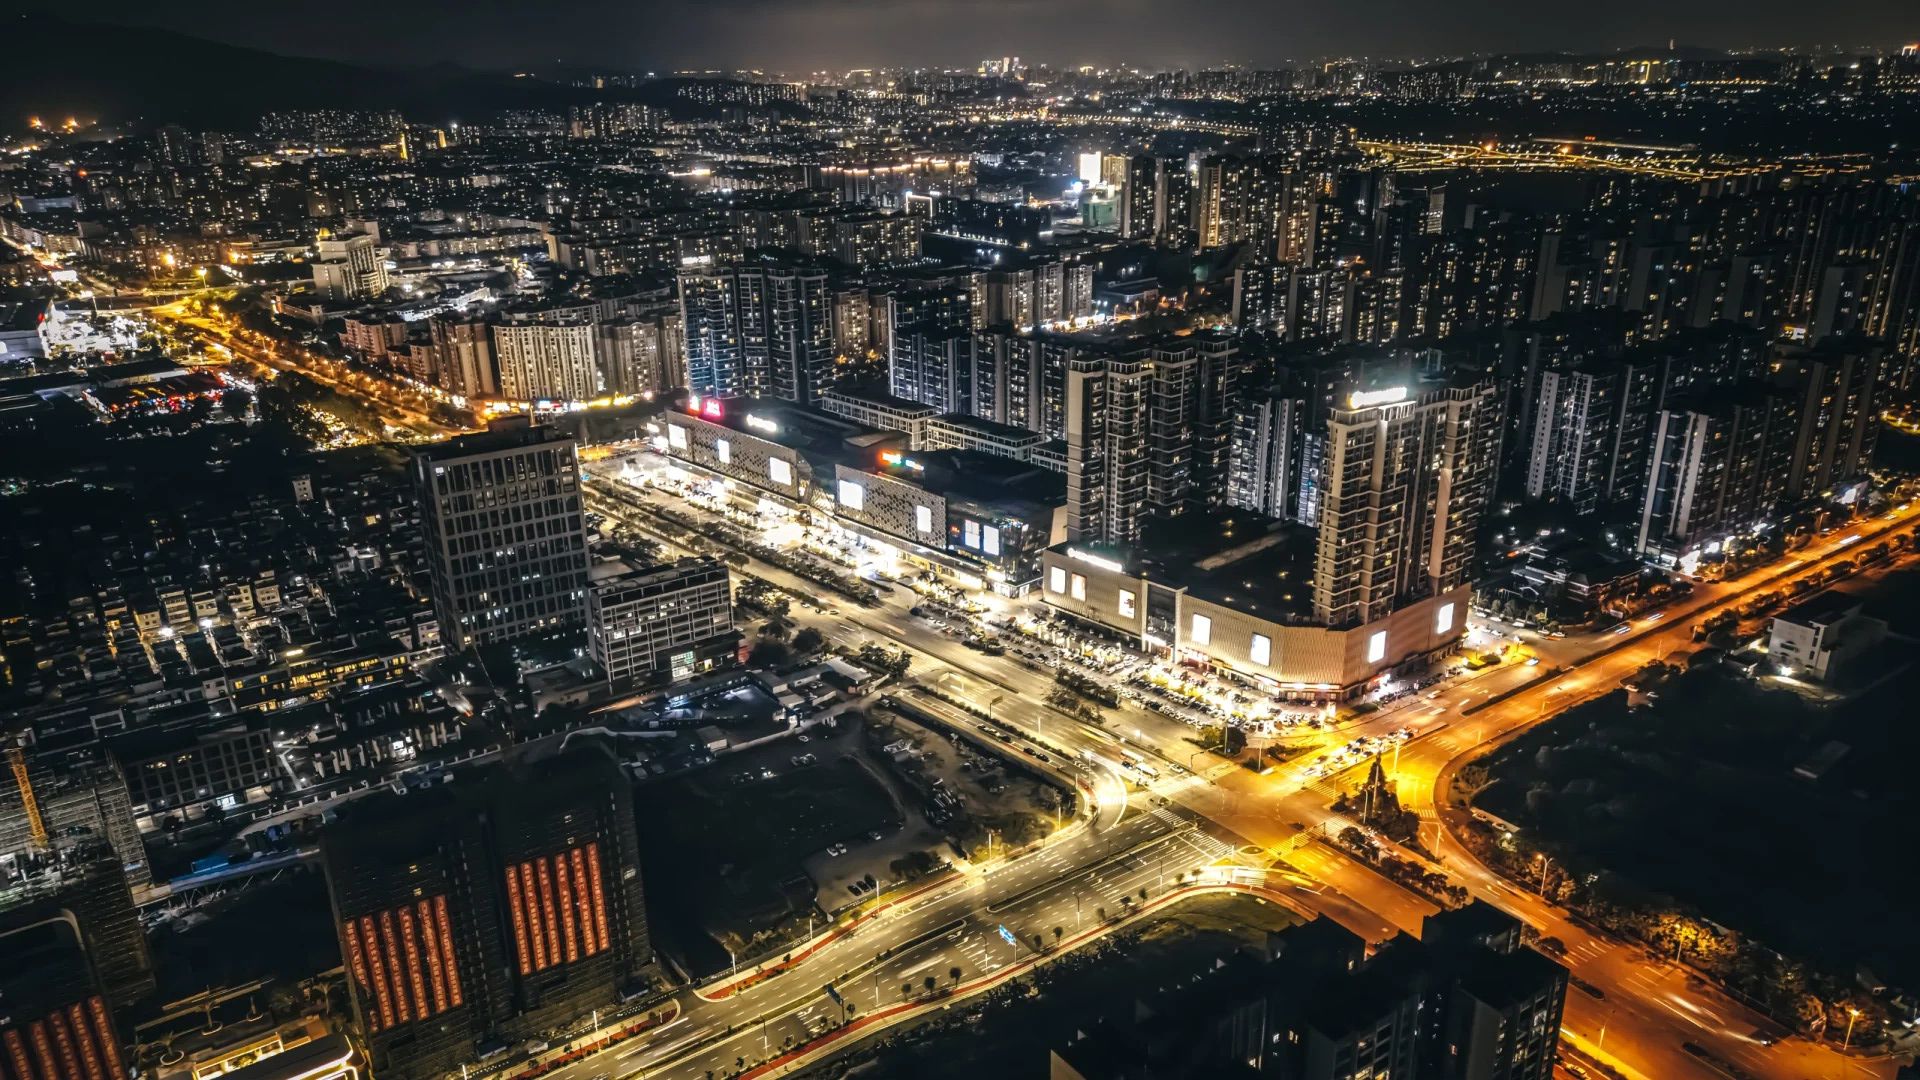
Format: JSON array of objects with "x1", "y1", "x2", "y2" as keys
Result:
[{"x1": 863, "y1": 708, "x2": 1068, "y2": 855}]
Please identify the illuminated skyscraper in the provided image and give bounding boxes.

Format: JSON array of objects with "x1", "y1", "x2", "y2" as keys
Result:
[
  {"x1": 678, "y1": 257, "x2": 835, "y2": 405},
  {"x1": 1313, "y1": 381, "x2": 1501, "y2": 627},
  {"x1": 412, "y1": 418, "x2": 590, "y2": 651}
]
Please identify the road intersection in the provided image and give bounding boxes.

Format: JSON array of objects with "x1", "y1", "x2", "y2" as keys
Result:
[{"x1": 553, "y1": 452, "x2": 1920, "y2": 1079}]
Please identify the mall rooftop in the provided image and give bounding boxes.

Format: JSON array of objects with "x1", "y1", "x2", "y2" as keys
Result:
[
  {"x1": 1059, "y1": 511, "x2": 1318, "y2": 624},
  {"x1": 679, "y1": 393, "x2": 902, "y2": 466}
]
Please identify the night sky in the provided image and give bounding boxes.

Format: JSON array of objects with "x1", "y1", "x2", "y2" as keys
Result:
[{"x1": 33, "y1": 0, "x2": 1920, "y2": 73}]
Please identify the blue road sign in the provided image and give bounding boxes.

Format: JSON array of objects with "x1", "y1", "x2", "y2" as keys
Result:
[{"x1": 997, "y1": 924, "x2": 1018, "y2": 947}]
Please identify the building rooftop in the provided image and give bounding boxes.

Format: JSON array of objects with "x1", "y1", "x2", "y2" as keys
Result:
[
  {"x1": 929, "y1": 411, "x2": 1044, "y2": 444},
  {"x1": 1777, "y1": 589, "x2": 1864, "y2": 628},
  {"x1": 680, "y1": 395, "x2": 905, "y2": 478},
  {"x1": 822, "y1": 383, "x2": 938, "y2": 417},
  {"x1": 415, "y1": 415, "x2": 571, "y2": 462},
  {"x1": 862, "y1": 448, "x2": 1065, "y2": 521},
  {"x1": 1065, "y1": 511, "x2": 1317, "y2": 623},
  {"x1": 1454, "y1": 944, "x2": 1566, "y2": 1010}
]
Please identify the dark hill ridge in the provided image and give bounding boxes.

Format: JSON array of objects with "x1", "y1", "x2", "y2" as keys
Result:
[{"x1": 0, "y1": 12, "x2": 684, "y2": 128}]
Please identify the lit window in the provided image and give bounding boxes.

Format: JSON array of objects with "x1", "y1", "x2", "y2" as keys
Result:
[
  {"x1": 768, "y1": 458, "x2": 793, "y2": 486},
  {"x1": 983, "y1": 526, "x2": 1001, "y2": 556},
  {"x1": 715, "y1": 437, "x2": 731, "y2": 464},
  {"x1": 963, "y1": 520, "x2": 981, "y2": 549},
  {"x1": 837, "y1": 479, "x2": 865, "y2": 511},
  {"x1": 1070, "y1": 573, "x2": 1087, "y2": 601},
  {"x1": 1049, "y1": 566, "x2": 1067, "y2": 594},
  {"x1": 1250, "y1": 633, "x2": 1271, "y2": 666},
  {"x1": 1367, "y1": 630, "x2": 1387, "y2": 664},
  {"x1": 1436, "y1": 601, "x2": 1455, "y2": 635},
  {"x1": 668, "y1": 424, "x2": 688, "y2": 450},
  {"x1": 1118, "y1": 589, "x2": 1136, "y2": 618},
  {"x1": 1191, "y1": 613, "x2": 1212, "y2": 646},
  {"x1": 915, "y1": 505, "x2": 933, "y2": 534}
]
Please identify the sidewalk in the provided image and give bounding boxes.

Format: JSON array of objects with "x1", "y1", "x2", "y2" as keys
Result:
[{"x1": 502, "y1": 999, "x2": 682, "y2": 1080}]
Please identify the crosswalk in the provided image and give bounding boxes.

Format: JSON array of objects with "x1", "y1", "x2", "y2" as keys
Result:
[{"x1": 1144, "y1": 805, "x2": 1239, "y2": 862}]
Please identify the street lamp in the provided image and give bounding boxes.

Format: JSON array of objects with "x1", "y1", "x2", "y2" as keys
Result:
[{"x1": 1841, "y1": 1006, "x2": 1861, "y2": 1053}]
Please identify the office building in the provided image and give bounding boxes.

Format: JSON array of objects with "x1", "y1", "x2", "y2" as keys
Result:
[
  {"x1": 310, "y1": 232, "x2": 388, "y2": 301},
  {"x1": 585, "y1": 558, "x2": 738, "y2": 689},
  {"x1": 412, "y1": 418, "x2": 590, "y2": 651},
  {"x1": 322, "y1": 746, "x2": 649, "y2": 1080}
]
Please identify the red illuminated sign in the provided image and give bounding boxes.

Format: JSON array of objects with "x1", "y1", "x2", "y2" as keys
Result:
[
  {"x1": 340, "y1": 896, "x2": 464, "y2": 1033},
  {"x1": 0, "y1": 998, "x2": 126, "y2": 1080},
  {"x1": 503, "y1": 842, "x2": 610, "y2": 976}
]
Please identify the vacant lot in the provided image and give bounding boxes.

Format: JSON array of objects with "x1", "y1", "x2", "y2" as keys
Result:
[
  {"x1": 865, "y1": 707, "x2": 1068, "y2": 852},
  {"x1": 636, "y1": 753, "x2": 899, "y2": 974},
  {"x1": 1477, "y1": 656, "x2": 1918, "y2": 992}
]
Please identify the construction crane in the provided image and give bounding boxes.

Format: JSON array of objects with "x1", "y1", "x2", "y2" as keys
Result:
[{"x1": 7, "y1": 745, "x2": 47, "y2": 848}]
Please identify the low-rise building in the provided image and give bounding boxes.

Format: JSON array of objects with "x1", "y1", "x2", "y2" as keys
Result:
[
  {"x1": 586, "y1": 557, "x2": 739, "y2": 690},
  {"x1": 923, "y1": 412, "x2": 1046, "y2": 461},
  {"x1": 660, "y1": 395, "x2": 905, "y2": 509},
  {"x1": 1038, "y1": 512, "x2": 1467, "y2": 700},
  {"x1": 1508, "y1": 543, "x2": 1646, "y2": 618},
  {"x1": 820, "y1": 385, "x2": 938, "y2": 447},
  {"x1": 1766, "y1": 590, "x2": 1886, "y2": 683}
]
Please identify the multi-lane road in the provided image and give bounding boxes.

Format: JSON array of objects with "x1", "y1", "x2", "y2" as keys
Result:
[{"x1": 539, "y1": 807, "x2": 1241, "y2": 1080}]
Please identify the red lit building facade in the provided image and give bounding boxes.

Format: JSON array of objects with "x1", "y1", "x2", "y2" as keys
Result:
[{"x1": 320, "y1": 745, "x2": 649, "y2": 1080}]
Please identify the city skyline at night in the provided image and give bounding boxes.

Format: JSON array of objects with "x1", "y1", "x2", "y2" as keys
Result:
[{"x1": 1, "y1": 11, "x2": 1917, "y2": 1080}]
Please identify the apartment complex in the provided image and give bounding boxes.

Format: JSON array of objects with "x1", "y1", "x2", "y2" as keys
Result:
[{"x1": 1313, "y1": 382, "x2": 1501, "y2": 628}]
